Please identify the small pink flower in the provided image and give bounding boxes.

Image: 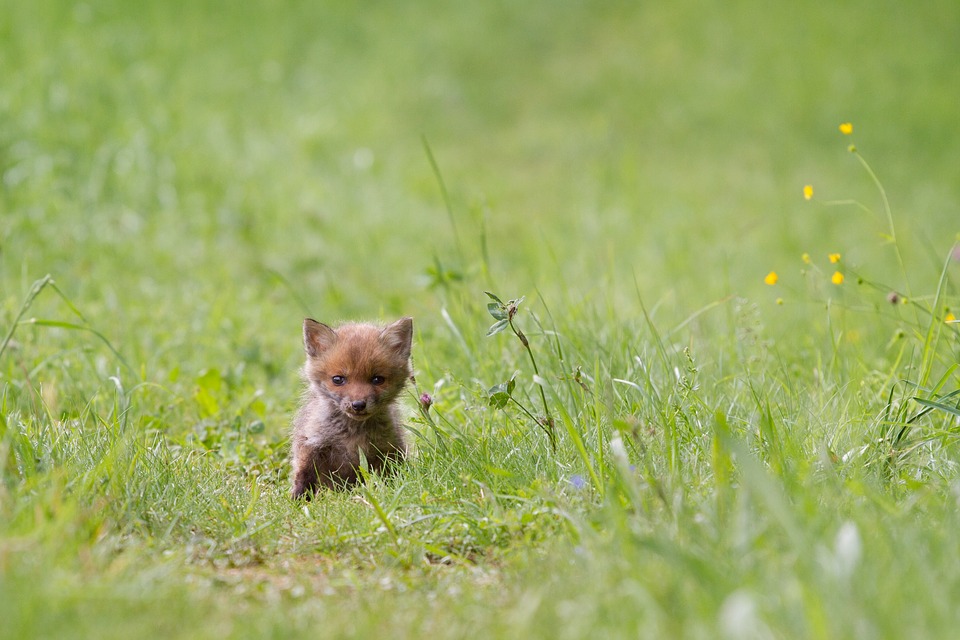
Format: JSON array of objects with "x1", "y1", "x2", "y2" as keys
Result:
[{"x1": 419, "y1": 393, "x2": 433, "y2": 411}]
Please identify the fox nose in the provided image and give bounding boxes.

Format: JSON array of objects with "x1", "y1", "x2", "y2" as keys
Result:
[{"x1": 351, "y1": 400, "x2": 367, "y2": 412}]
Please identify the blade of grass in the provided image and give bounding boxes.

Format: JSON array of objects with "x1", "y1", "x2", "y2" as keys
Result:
[
  {"x1": 0, "y1": 275, "x2": 53, "y2": 361},
  {"x1": 22, "y1": 319, "x2": 134, "y2": 376},
  {"x1": 917, "y1": 247, "x2": 954, "y2": 388},
  {"x1": 422, "y1": 135, "x2": 464, "y2": 264}
]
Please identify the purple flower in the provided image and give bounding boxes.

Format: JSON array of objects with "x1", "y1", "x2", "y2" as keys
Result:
[
  {"x1": 419, "y1": 393, "x2": 433, "y2": 411},
  {"x1": 569, "y1": 474, "x2": 586, "y2": 490}
]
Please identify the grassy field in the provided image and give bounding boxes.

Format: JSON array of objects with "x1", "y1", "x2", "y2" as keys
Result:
[{"x1": 2, "y1": 1, "x2": 960, "y2": 637}]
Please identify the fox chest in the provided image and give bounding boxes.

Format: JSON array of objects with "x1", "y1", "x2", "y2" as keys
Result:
[{"x1": 336, "y1": 429, "x2": 400, "y2": 467}]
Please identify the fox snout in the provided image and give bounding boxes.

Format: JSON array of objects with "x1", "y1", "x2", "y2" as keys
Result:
[{"x1": 335, "y1": 390, "x2": 379, "y2": 419}]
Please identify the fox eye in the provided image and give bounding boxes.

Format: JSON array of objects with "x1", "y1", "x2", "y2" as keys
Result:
[
  {"x1": 371, "y1": 375, "x2": 385, "y2": 385},
  {"x1": 331, "y1": 375, "x2": 346, "y2": 386}
]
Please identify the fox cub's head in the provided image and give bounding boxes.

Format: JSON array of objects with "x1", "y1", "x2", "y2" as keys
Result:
[{"x1": 303, "y1": 317, "x2": 413, "y2": 422}]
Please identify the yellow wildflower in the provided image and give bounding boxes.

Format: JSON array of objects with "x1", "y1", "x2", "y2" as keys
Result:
[
  {"x1": 801, "y1": 253, "x2": 811, "y2": 264},
  {"x1": 839, "y1": 122, "x2": 853, "y2": 135},
  {"x1": 829, "y1": 253, "x2": 841, "y2": 263},
  {"x1": 832, "y1": 271, "x2": 844, "y2": 285},
  {"x1": 764, "y1": 271, "x2": 779, "y2": 286},
  {"x1": 803, "y1": 185, "x2": 814, "y2": 200},
  {"x1": 947, "y1": 312, "x2": 957, "y2": 324}
]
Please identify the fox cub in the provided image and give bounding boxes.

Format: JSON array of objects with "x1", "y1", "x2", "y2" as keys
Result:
[{"x1": 290, "y1": 316, "x2": 413, "y2": 499}]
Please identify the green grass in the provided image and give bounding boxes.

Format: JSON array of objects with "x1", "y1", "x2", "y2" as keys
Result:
[{"x1": 2, "y1": 0, "x2": 960, "y2": 637}]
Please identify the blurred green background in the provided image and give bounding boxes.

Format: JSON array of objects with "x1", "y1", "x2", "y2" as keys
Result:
[{"x1": 5, "y1": 0, "x2": 958, "y2": 326}]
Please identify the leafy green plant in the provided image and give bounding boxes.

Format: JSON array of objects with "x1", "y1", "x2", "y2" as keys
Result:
[{"x1": 484, "y1": 291, "x2": 557, "y2": 450}]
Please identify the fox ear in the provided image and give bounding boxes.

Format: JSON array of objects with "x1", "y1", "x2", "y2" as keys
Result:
[
  {"x1": 380, "y1": 316, "x2": 413, "y2": 360},
  {"x1": 303, "y1": 318, "x2": 337, "y2": 358}
]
